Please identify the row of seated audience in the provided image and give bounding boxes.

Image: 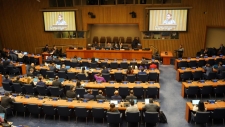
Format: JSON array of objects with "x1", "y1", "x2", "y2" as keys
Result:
[{"x1": 196, "y1": 44, "x2": 225, "y2": 57}]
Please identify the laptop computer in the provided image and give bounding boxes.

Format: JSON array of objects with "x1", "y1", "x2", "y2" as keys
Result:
[
  {"x1": 0, "y1": 113, "x2": 5, "y2": 120},
  {"x1": 56, "y1": 64, "x2": 61, "y2": 69},
  {"x1": 145, "y1": 98, "x2": 149, "y2": 104},
  {"x1": 208, "y1": 100, "x2": 216, "y2": 104},
  {"x1": 192, "y1": 100, "x2": 200, "y2": 105},
  {"x1": 95, "y1": 58, "x2": 99, "y2": 62},
  {"x1": 110, "y1": 100, "x2": 118, "y2": 107},
  {"x1": 23, "y1": 52, "x2": 28, "y2": 55},
  {"x1": 66, "y1": 66, "x2": 70, "y2": 69}
]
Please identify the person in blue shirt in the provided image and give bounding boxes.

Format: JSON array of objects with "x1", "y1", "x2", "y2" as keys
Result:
[
  {"x1": 111, "y1": 90, "x2": 122, "y2": 101},
  {"x1": 83, "y1": 89, "x2": 94, "y2": 100},
  {"x1": 2, "y1": 75, "x2": 12, "y2": 85},
  {"x1": 36, "y1": 76, "x2": 46, "y2": 87}
]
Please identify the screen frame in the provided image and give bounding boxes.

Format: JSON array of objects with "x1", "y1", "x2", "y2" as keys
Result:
[
  {"x1": 42, "y1": 10, "x2": 77, "y2": 32},
  {"x1": 148, "y1": 9, "x2": 189, "y2": 32}
]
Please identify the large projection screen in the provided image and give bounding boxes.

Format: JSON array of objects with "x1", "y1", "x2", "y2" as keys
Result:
[
  {"x1": 43, "y1": 11, "x2": 76, "y2": 31},
  {"x1": 149, "y1": 10, "x2": 188, "y2": 31}
]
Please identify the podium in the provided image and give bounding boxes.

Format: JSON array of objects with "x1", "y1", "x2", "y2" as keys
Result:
[
  {"x1": 161, "y1": 51, "x2": 173, "y2": 65},
  {"x1": 174, "y1": 50, "x2": 183, "y2": 58}
]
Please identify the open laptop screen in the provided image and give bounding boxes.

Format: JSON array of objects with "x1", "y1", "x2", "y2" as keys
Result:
[
  {"x1": 192, "y1": 100, "x2": 200, "y2": 105},
  {"x1": 145, "y1": 98, "x2": 149, "y2": 104},
  {"x1": 0, "y1": 113, "x2": 5, "y2": 119},
  {"x1": 110, "y1": 100, "x2": 118, "y2": 105}
]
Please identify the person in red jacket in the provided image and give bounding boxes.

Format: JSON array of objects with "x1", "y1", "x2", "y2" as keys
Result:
[{"x1": 149, "y1": 63, "x2": 157, "y2": 69}]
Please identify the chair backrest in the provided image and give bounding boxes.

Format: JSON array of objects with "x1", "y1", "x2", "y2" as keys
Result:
[
  {"x1": 40, "y1": 69, "x2": 47, "y2": 77},
  {"x1": 107, "y1": 112, "x2": 121, "y2": 124},
  {"x1": 58, "y1": 71, "x2": 67, "y2": 79},
  {"x1": 138, "y1": 74, "x2": 148, "y2": 82},
  {"x1": 193, "y1": 71, "x2": 203, "y2": 80},
  {"x1": 178, "y1": 61, "x2": 188, "y2": 68},
  {"x1": 57, "y1": 106, "x2": 71, "y2": 116},
  {"x1": 102, "y1": 73, "x2": 111, "y2": 82},
  {"x1": 110, "y1": 62, "x2": 118, "y2": 69},
  {"x1": 149, "y1": 73, "x2": 158, "y2": 82},
  {"x1": 211, "y1": 108, "x2": 225, "y2": 119},
  {"x1": 194, "y1": 112, "x2": 210, "y2": 124},
  {"x1": 201, "y1": 85, "x2": 213, "y2": 94},
  {"x1": 120, "y1": 62, "x2": 128, "y2": 69},
  {"x1": 49, "y1": 87, "x2": 61, "y2": 97},
  {"x1": 114, "y1": 72, "x2": 123, "y2": 81},
  {"x1": 82, "y1": 61, "x2": 89, "y2": 67},
  {"x1": 133, "y1": 86, "x2": 144, "y2": 97},
  {"x1": 67, "y1": 72, "x2": 76, "y2": 80},
  {"x1": 36, "y1": 86, "x2": 47, "y2": 95},
  {"x1": 23, "y1": 84, "x2": 35, "y2": 95},
  {"x1": 207, "y1": 72, "x2": 217, "y2": 80},
  {"x1": 92, "y1": 108, "x2": 105, "y2": 118},
  {"x1": 90, "y1": 63, "x2": 98, "y2": 68},
  {"x1": 189, "y1": 60, "x2": 197, "y2": 67},
  {"x1": 75, "y1": 88, "x2": 86, "y2": 98},
  {"x1": 64, "y1": 60, "x2": 71, "y2": 66},
  {"x1": 126, "y1": 74, "x2": 136, "y2": 83},
  {"x1": 70, "y1": 62, "x2": 78, "y2": 67},
  {"x1": 105, "y1": 87, "x2": 115, "y2": 97},
  {"x1": 207, "y1": 59, "x2": 215, "y2": 66},
  {"x1": 77, "y1": 73, "x2": 88, "y2": 81},
  {"x1": 13, "y1": 102, "x2": 26, "y2": 112},
  {"x1": 27, "y1": 104, "x2": 40, "y2": 114},
  {"x1": 75, "y1": 107, "x2": 89, "y2": 117},
  {"x1": 118, "y1": 87, "x2": 129, "y2": 98},
  {"x1": 147, "y1": 87, "x2": 158, "y2": 96},
  {"x1": 100, "y1": 62, "x2": 108, "y2": 68},
  {"x1": 214, "y1": 85, "x2": 225, "y2": 94},
  {"x1": 46, "y1": 71, "x2": 55, "y2": 78},
  {"x1": 126, "y1": 112, "x2": 140, "y2": 123},
  {"x1": 2, "y1": 82, "x2": 12, "y2": 92},
  {"x1": 42, "y1": 105, "x2": 56, "y2": 115},
  {"x1": 144, "y1": 112, "x2": 159, "y2": 123},
  {"x1": 12, "y1": 83, "x2": 23, "y2": 93},
  {"x1": 187, "y1": 86, "x2": 199, "y2": 94},
  {"x1": 198, "y1": 60, "x2": 206, "y2": 67}
]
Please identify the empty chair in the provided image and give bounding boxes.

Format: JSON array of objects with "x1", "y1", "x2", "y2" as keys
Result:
[
  {"x1": 90, "y1": 63, "x2": 98, "y2": 68},
  {"x1": 105, "y1": 87, "x2": 115, "y2": 98},
  {"x1": 7, "y1": 66, "x2": 20, "y2": 75},
  {"x1": 49, "y1": 87, "x2": 62, "y2": 97},
  {"x1": 30, "y1": 57, "x2": 38, "y2": 65},
  {"x1": 200, "y1": 85, "x2": 213, "y2": 98},
  {"x1": 40, "y1": 69, "x2": 48, "y2": 78},
  {"x1": 204, "y1": 72, "x2": 217, "y2": 80},
  {"x1": 178, "y1": 61, "x2": 188, "y2": 68},
  {"x1": 107, "y1": 112, "x2": 122, "y2": 127},
  {"x1": 133, "y1": 86, "x2": 144, "y2": 99},
  {"x1": 26, "y1": 104, "x2": 41, "y2": 118},
  {"x1": 113, "y1": 37, "x2": 119, "y2": 43},
  {"x1": 102, "y1": 73, "x2": 111, "y2": 82},
  {"x1": 12, "y1": 83, "x2": 23, "y2": 93},
  {"x1": 193, "y1": 71, "x2": 203, "y2": 80},
  {"x1": 64, "y1": 60, "x2": 71, "y2": 66},
  {"x1": 58, "y1": 71, "x2": 67, "y2": 79},
  {"x1": 188, "y1": 60, "x2": 197, "y2": 68},
  {"x1": 120, "y1": 62, "x2": 128, "y2": 69},
  {"x1": 36, "y1": 86, "x2": 48, "y2": 96},
  {"x1": 2, "y1": 82, "x2": 13, "y2": 92},
  {"x1": 149, "y1": 73, "x2": 158, "y2": 82},
  {"x1": 82, "y1": 61, "x2": 89, "y2": 67},
  {"x1": 218, "y1": 71, "x2": 225, "y2": 79},
  {"x1": 75, "y1": 88, "x2": 86, "y2": 98},
  {"x1": 46, "y1": 71, "x2": 55, "y2": 78},
  {"x1": 110, "y1": 62, "x2": 118, "y2": 69},
  {"x1": 57, "y1": 106, "x2": 72, "y2": 121},
  {"x1": 197, "y1": 60, "x2": 206, "y2": 67},
  {"x1": 23, "y1": 55, "x2": 30, "y2": 64},
  {"x1": 23, "y1": 84, "x2": 35, "y2": 95},
  {"x1": 42, "y1": 105, "x2": 56, "y2": 120},
  {"x1": 67, "y1": 72, "x2": 76, "y2": 80},
  {"x1": 207, "y1": 59, "x2": 215, "y2": 66},
  {"x1": 146, "y1": 87, "x2": 158, "y2": 99},
  {"x1": 138, "y1": 74, "x2": 148, "y2": 83},
  {"x1": 100, "y1": 37, "x2": 106, "y2": 43},
  {"x1": 144, "y1": 112, "x2": 159, "y2": 127},
  {"x1": 92, "y1": 107, "x2": 106, "y2": 124},
  {"x1": 106, "y1": 36, "x2": 111, "y2": 43},
  {"x1": 13, "y1": 102, "x2": 26, "y2": 117},
  {"x1": 126, "y1": 37, "x2": 132, "y2": 44},
  {"x1": 211, "y1": 108, "x2": 225, "y2": 125},
  {"x1": 118, "y1": 87, "x2": 129, "y2": 99},
  {"x1": 126, "y1": 74, "x2": 136, "y2": 83},
  {"x1": 191, "y1": 112, "x2": 210, "y2": 126},
  {"x1": 214, "y1": 85, "x2": 225, "y2": 98},
  {"x1": 185, "y1": 86, "x2": 199, "y2": 99},
  {"x1": 114, "y1": 72, "x2": 123, "y2": 82},
  {"x1": 130, "y1": 61, "x2": 137, "y2": 66},
  {"x1": 126, "y1": 112, "x2": 140, "y2": 127},
  {"x1": 180, "y1": 71, "x2": 193, "y2": 81},
  {"x1": 74, "y1": 107, "x2": 89, "y2": 124},
  {"x1": 70, "y1": 62, "x2": 79, "y2": 68},
  {"x1": 77, "y1": 73, "x2": 88, "y2": 81},
  {"x1": 100, "y1": 62, "x2": 108, "y2": 68}
]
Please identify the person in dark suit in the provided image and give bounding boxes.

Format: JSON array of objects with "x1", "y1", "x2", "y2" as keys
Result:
[
  {"x1": 52, "y1": 76, "x2": 62, "y2": 88},
  {"x1": 3, "y1": 75, "x2": 12, "y2": 85},
  {"x1": 13, "y1": 76, "x2": 23, "y2": 86},
  {"x1": 217, "y1": 44, "x2": 225, "y2": 55},
  {"x1": 83, "y1": 89, "x2": 94, "y2": 100},
  {"x1": 217, "y1": 62, "x2": 225, "y2": 78},
  {"x1": 59, "y1": 64, "x2": 67, "y2": 73},
  {"x1": 43, "y1": 44, "x2": 49, "y2": 52},
  {"x1": 7, "y1": 61, "x2": 20, "y2": 74},
  {"x1": 3, "y1": 58, "x2": 10, "y2": 68},
  {"x1": 91, "y1": 57, "x2": 96, "y2": 63},
  {"x1": 96, "y1": 42, "x2": 102, "y2": 49},
  {"x1": 66, "y1": 85, "x2": 76, "y2": 98},
  {"x1": 125, "y1": 90, "x2": 137, "y2": 101},
  {"x1": 101, "y1": 66, "x2": 109, "y2": 74},
  {"x1": 131, "y1": 37, "x2": 139, "y2": 49},
  {"x1": 36, "y1": 76, "x2": 46, "y2": 87},
  {"x1": 111, "y1": 90, "x2": 122, "y2": 101},
  {"x1": 1, "y1": 92, "x2": 15, "y2": 108},
  {"x1": 96, "y1": 90, "x2": 106, "y2": 100},
  {"x1": 142, "y1": 98, "x2": 160, "y2": 112}
]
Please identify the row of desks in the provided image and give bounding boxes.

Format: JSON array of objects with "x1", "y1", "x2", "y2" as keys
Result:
[{"x1": 185, "y1": 101, "x2": 225, "y2": 122}]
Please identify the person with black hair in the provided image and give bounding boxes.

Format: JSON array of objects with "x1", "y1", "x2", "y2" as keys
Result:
[
  {"x1": 43, "y1": 44, "x2": 49, "y2": 52},
  {"x1": 3, "y1": 75, "x2": 12, "y2": 85},
  {"x1": 125, "y1": 99, "x2": 139, "y2": 116},
  {"x1": 96, "y1": 90, "x2": 105, "y2": 100},
  {"x1": 13, "y1": 76, "x2": 23, "y2": 86},
  {"x1": 84, "y1": 89, "x2": 94, "y2": 100},
  {"x1": 108, "y1": 103, "x2": 119, "y2": 112},
  {"x1": 52, "y1": 76, "x2": 62, "y2": 88},
  {"x1": 66, "y1": 85, "x2": 76, "y2": 98},
  {"x1": 131, "y1": 37, "x2": 139, "y2": 49},
  {"x1": 1, "y1": 92, "x2": 15, "y2": 108},
  {"x1": 36, "y1": 76, "x2": 46, "y2": 87},
  {"x1": 125, "y1": 90, "x2": 137, "y2": 101}
]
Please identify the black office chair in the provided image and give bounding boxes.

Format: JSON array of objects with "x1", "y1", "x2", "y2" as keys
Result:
[
  {"x1": 70, "y1": 62, "x2": 79, "y2": 68},
  {"x1": 92, "y1": 107, "x2": 106, "y2": 124},
  {"x1": 144, "y1": 112, "x2": 159, "y2": 127},
  {"x1": 105, "y1": 86, "x2": 115, "y2": 98},
  {"x1": 64, "y1": 60, "x2": 71, "y2": 66},
  {"x1": 49, "y1": 87, "x2": 62, "y2": 97},
  {"x1": 188, "y1": 60, "x2": 197, "y2": 68},
  {"x1": 75, "y1": 88, "x2": 86, "y2": 98},
  {"x1": 2, "y1": 82, "x2": 13, "y2": 92},
  {"x1": 211, "y1": 108, "x2": 225, "y2": 125},
  {"x1": 130, "y1": 61, "x2": 137, "y2": 66},
  {"x1": 23, "y1": 55, "x2": 30, "y2": 64},
  {"x1": 126, "y1": 74, "x2": 136, "y2": 83},
  {"x1": 197, "y1": 60, "x2": 206, "y2": 67},
  {"x1": 42, "y1": 105, "x2": 56, "y2": 120},
  {"x1": 13, "y1": 102, "x2": 26, "y2": 117},
  {"x1": 138, "y1": 74, "x2": 148, "y2": 83},
  {"x1": 207, "y1": 59, "x2": 215, "y2": 66},
  {"x1": 58, "y1": 71, "x2": 67, "y2": 79},
  {"x1": 149, "y1": 72, "x2": 158, "y2": 82},
  {"x1": 100, "y1": 62, "x2": 108, "y2": 68},
  {"x1": 102, "y1": 73, "x2": 111, "y2": 82},
  {"x1": 214, "y1": 85, "x2": 225, "y2": 98},
  {"x1": 90, "y1": 63, "x2": 98, "y2": 68},
  {"x1": 120, "y1": 62, "x2": 128, "y2": 69},
  {"x1": 114, "y1": 72, "x2": 124, "y2": 82},
  {"x1": 191, "y1": 112, "x2": 210, "y2": 126},
  {"x1": 110, "y1": 62, "x2": 118, "y2": 69},
  {"x1": 205, "y1": 72, "x2": 217, "y2": 80},
  {"x1": 185, "y1": 86, "x2": 199, "y2": 99},
  {"x1": 193, "y1": 71, "x2": 203, "y2": 80},
  {"x1": 12, "y1": 83, "x2": 23, "y2": 94},
  {"x1": 67, "y1": 72, "x2": 76, "y2": 80},
  {"x1": 118, "y1": 87, "x2": 129, "y2": 99},
  {"x1": 30, "y1": 57, "x2": 38, "y2": 65},
  {"x1": 40, "y1": 69, "x2": 48, "y2": 78},
  {"x1": 133, "y1": 86, "x2": 144, "y2": 99},
  {"x1": 126, "y1": 112, "x2": 140, "y2": 127},
  {"x1": 77, "y1": 73, "x2": 88, "y2": 81},
  {"x1": 57, "y1": 106, "x2": 72, "y2": 121},
  {"x1": 180, "y1": 71, "x2": 193, "y2": 81},
  {"x1": 146, "y1": 87, "x2": 158, "y2": 99},
  {"x1": 107, "y1": 112, "x2": 122, "y2": 127},
  {"x1": 36, "y1": 86, "x2": 48, "y2": 96},
  {"x1": 23, "y1": 84, "x2": 35, "y2": 95},
  {"x1": 215, "y1": 58, "x2": 223, "y2": 64},
  {"x1": 26, "y1": 104, "x2": 42, "y2": 118},
  {"x1": 200, "y1": 85, "x2": 213, "y2": 98},
  {"x1": 46, "y1": 71, "x2": 55, "y2": 78},
  {"x1": 74, "y1": 107, "x2": 89, "y2": 124},
  {"x1": 7, "y1": 66, "x2": 20, "y2": 75},
  {"x1": 178, "y1": 61, "x2": 188, "y2": 68}
]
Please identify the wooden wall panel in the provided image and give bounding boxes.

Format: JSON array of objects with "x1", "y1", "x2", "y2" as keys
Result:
[{"x1": 0, "y1": 0, "x2": 225, "y2": 57}]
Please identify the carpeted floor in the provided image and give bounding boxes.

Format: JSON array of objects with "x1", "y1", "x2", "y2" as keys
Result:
[{"x1": 1, "y1": 65, "x2": 224, "y2": 127}]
